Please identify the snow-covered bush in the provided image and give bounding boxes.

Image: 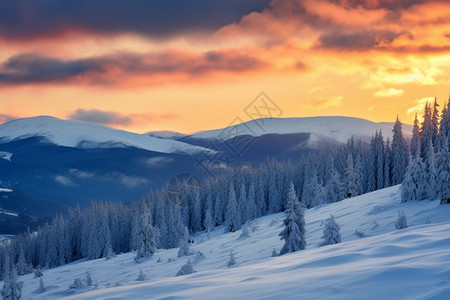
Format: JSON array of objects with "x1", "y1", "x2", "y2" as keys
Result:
[
  {"x1": 176, "y1": 259, "x2": 195, "y2": 277},
  {"x1": 38, "y1": 278, "x2": 46, "y2": 294},
  {"x1": 395, "y1": 211, "x2": 408, "y2": 230},
  {"x1": 227, "y1": 251, "x2": 237, "y2": 267},
  {"x1": 321, "y1": 214, "x2": 341, "y2": 246},
  {"x1": 354, "y1": 229, "x2": 365, "y2": 238},
  {"x1": 137, "y1": 269, "x2": 146, "y2": 281}
]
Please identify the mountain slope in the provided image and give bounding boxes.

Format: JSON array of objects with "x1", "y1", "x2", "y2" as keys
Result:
[
  {"x1": 188, "y1": 116, "x2": 411, "y2": 143},
  {"x1": 0, "y1": 116, "x2": 207, "y2": 155},
  {"x1": 16, "y1": 185, "x2": 450, "y2": 299}
]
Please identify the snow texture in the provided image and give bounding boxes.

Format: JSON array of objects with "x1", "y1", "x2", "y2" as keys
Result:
[{"x1": 7, "y1": 185, "x2": 450, "y2": 300}]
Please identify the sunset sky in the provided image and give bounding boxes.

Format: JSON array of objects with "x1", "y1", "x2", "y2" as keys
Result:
[{"x1": 1, "y1": 0, "x2": 450, "y2": 133}]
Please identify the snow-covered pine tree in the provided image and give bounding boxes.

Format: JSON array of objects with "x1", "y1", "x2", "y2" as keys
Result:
[
  {"x1": 431, "y1": 98, "x2": 440, "y2": 146},
  {"x1": 345, "y1": 154, "x2": 359, "y2": 198},
  {"x1": 421, "y1": 101, "x2": 434, "y2": 157},
  {"x1": 422, "y1": 142, "x2": 438, "y2": 200},
  {"x1": 395, "y1": 211, "x2": 408, "y2": 230},
  {"x1": 320, "y1": 214, "x2": 341, "y2": 246},
  {"x1": 391, "y1": 116, "x2": 410, "y2": 185},
  {"x1": 16, "y1": 249, "x2": 30, "y2": 276},
  {"x1": 134, "y1": 202, "x2": 157, "y2": 263},
  {"x1": 239, "y1": 221, "x2": 251, "y2": 239},
  {"x1": 411, "y1": 113, "x2": 421, "y2": 158},
  {"x1": 1, "y1": 263, "x2": 23, "y2": 300},
  {"x1": 279, "y1": 182, "x2": 306, "y2": 255},
  {"x1": 271, "y1": 248, "x2": 278, "y2": 257},
  {"x1": 225, "y1": 183, "x2": 240, "y2": 232},
  {"x1": 227, "y1": 251, "x2": 237, "y2": 267},
  {"x1": 177, "y1": 226, "x2": 190, "y2": 258},
  {"x1": 245, "y1": 181, "x2": 258, "y2": 221},
  {"x1": 401, "y1": 155, "x2": 426, "y2": 202},
  {"x1": 436, "y1": 143, "x2": 450, "y2": 204},
  {"x1": 376, "y1": 130, "x2": 385, "y2": 190},
  {"x1": 355, "y1": 155, "x2": 366, "y2": 194},
  {"x1": 326, "y1": 168, "x2": 344, "y2": 203},
  {"x1": 203, "y1": 193, "x2": 214, "y2": 237},
  {"x1": 384, "y1": 138, "x2": 392, "y2": 188}
]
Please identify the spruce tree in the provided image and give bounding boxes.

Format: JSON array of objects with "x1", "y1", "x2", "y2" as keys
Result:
[
  {"x1": 422, "y1": 142, "x2": 438, "y2": 200},
  {"x1": 401, "y1": 155, "x2": 426, "y2": 202},
  {"x1": 1, "y1": 263, "x2": 23, "y2": 300},
  {"x1": 436, "y1": 143, "x2": 450, "y2": 204},
  {"x1": 134, "y1": 202, "x2": 157, "y2": 263},
  {"x1": 279, "y1": 182, "x2": 306, "y2": 255},
  {"x1": 225, "y1": 183, "x2": 240, "y2": 232},
  {"x1": 326, "y1": 168, "x2": 344, "y2": 203},
  {"x1": 391, "y1": 116, "x2": 410, "y2": 185},
  {"x1": 345, "y1": 154, "x2": 359, "y2": 198},
  {"x1": 411, "y1": 113, "x2": 421, "y2": 158},
  {"x1": 227, "y1": 251, "x2": 237, "y2": 267}
]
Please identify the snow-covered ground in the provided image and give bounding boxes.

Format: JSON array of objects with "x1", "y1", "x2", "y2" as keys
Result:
[
  {"x1": 190, "y1": 116, "x2": 411, "y2": 143},
  {"x1": 15, "y1": 185, "x2": 450, "y2": 299},
  {"x1": 0, "y1": 116, "x2": 209, "y2": 155}
]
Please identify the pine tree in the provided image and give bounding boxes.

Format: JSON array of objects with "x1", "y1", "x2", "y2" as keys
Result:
[
  {"x1": 321, "y1": 214, "x2": 341, "y2": 246},
  {"x1": 384, "y1": 138, "x2": 392, "y2": 187},
  {"x1": 431, "y1": 98, "x2": 440, "y2": 145},
  {"x1": 376, "y1": 130, "x2": 385, "y2": 190},
  {"x1": 344, "y1": 154, "x2": 359, "y2": 198},
  {"x1": 245, "y1": 182, "x2": 257, "y2": 221},
  {"x1": 411, "y1": 113, "x2": 421, "y2": 158},
  {"x1": 225, "y1": 183, "x2": 240, "y2": 232},
  {"x1": 326, "y1": 168, "x2": 344, "y2": 203},
  {"x1": 203, "y1": 193, "x2": 214, "y2": 237},
  {"x1": 421, "y1": 101, "x2": 434, "y2": 157},
  {"x1": 401, "y1": 155, "x2": 426, "y2": 202},
  {"x1": 134, "y1": 202, "x2": 157, "y2": 263},
  {"x1": 422, "y1": 142, "x2": 438, "y2": 200},
  {"x1": 1, "y1": 263, "x2": 23, "y2": 300},
  {"x1": 279, "y1": 183, "x2": 306, "y2": 255},
  {"x1": 271, "y1": 248, "x2": 278, "y2": 257},
  {"x1": 391, "y1": 116, "x2": 410, "y2": 185},
  {"x1": 177, "y1": 227, "x2": 190, "y2": 258},
  {"x1": 436, "y1": 143, "x2": 450, "y2": 204}
]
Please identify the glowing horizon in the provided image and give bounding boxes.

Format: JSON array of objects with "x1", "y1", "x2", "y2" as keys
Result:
[{"x1": 1, "y1": 0, "x2": 450, "y2": 134}]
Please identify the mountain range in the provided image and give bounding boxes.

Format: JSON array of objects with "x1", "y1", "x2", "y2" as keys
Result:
[{"x1": 0, "y1": 115, "x2": 411, "y2": 234}]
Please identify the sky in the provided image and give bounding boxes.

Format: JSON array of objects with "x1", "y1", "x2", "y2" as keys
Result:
[{"x1": 1, "y1": 0, "x2": 450, "y2": 134}]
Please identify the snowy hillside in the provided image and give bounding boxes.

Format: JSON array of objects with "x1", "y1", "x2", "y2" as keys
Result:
[
  {"x1": 0, "y1": 116, "x2": 208, "y2": 155},
  {"x1": 189, "y1": 116, "x2": 411, "y2": 144},
  {"x1": 15, "y1": 185, "x2": 450, "y2": 299}
]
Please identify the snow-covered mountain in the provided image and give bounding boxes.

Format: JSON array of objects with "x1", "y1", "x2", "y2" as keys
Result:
[
  {"x1": 0, "y1": 116, "x2": 207, "y2": 155},
  {"x1": 188, "y1": 116, "x2": 411, "y2": 144},
  {"x1": 14, "y1": 185, "x2": 450, "y2": 299}
]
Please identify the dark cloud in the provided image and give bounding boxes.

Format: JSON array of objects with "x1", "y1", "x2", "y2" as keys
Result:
[
  {"x1": 68, "y1": 109, "x2": 132, "y2": 126},
  {"x1": 68, "y1": 109, "x2": 180, "y2": 126},
  {"x1": 0, "y1": 0, "x2": 269, "y2": 40},
  {"x1": 315, "y1": 30, "x2": 410, "y2": 51},
  {"x1": 0, "y1": 49, "x2": 266, "y2": 85}
]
